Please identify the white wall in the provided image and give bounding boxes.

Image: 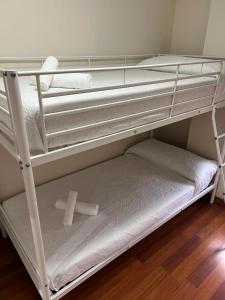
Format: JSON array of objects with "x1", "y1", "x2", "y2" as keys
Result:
[
  {"x1": 169, "y1": 0, "x2": 213, "y2": 164},
  {"x1": 0, "y1": 0, "x2": 176, "y2": 199},
  {"x1": 0, "y1": 0, "x2": 176, "y2": 57},
  {"x1": 170, "y1": 0, "x2": 211, "y2": 55},
  {"x1": 204, "y1": 0, "x2": 225, "y2": 56}
]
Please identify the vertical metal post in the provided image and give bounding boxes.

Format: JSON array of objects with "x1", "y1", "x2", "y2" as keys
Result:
[
  {"x1": 169, "y1": 65, "x2": 180, "y2": 117},
  {"x1": 212, "y1": 61, "x2": 223, "y2": 106},
  {"x1": 36, "y1": 75, "x2": 48, "y2": 153},
  {"x1": 5, "y1": 71, "x2": 50, "y2": 300}
]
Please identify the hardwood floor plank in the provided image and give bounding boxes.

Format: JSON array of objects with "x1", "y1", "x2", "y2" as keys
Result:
[
  {"x1": 171, "y1": 280, "x2": 197, "y2": 300},
  {"x1": 162, "y1": 235, "x2": 202, "y2": 272},
  {"x1": 210, "y1": 281, "x2": 225, "y2": 300},
  {"x1": 192, "y1": 264, "x2": 225, "y2": 300},
  {"x1": 196, "y1": 209, "x2": 225, "y2": 240},
  {"x1": 171, "y1": 221, "x2": 225, "y2": 284},
  {"x1": 137, "y1": 272, "x2": 180, "y2": 300},
  {"x1": 188, "y1": 253, "x2": 219, "y2": 288},
  {"x1": 117, "y1": 266, "x2": 168, "y2": 300}
]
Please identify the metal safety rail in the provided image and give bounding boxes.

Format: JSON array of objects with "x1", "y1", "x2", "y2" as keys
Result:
[
  {"x1": 0, "y1": 55, "x2": 225, "y2": 300},
  {"x1": 0, "y1": 56, "x2": 223, "y2": 165}
]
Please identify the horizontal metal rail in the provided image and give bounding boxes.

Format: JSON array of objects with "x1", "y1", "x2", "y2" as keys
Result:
[
  {"x1": 0, "y1": 89, "x2": 6, "y2": 96},
  {"x1": 215, "y1": 100, "x2": 225, "y2": 109},
  {"x1": 0, "y1": 53, "x2": 224, "y2": 65},
  {"x1": 173, "y1": 94, "x2": 214, "y2": 107},
  {"x1": 46, "y1": 93, "x2": 213, "y2": 140},
  {"x1": 44, "y1": 82, "x2": 217, "y2": 119},
  {"x1": 218, "y1": 133, "x2": 225, "y2": 140},
  {"x1": 0, "y1": 54, "x2": 156, "y2": 64},
  {"x1": 18, "y1": 60, "x2": 221, "y2": 77},
  {"x1": 41, "y1": 73, "x2": 218, "y2": 100},
  {"x1": 31, "y1": 105, "x2": 213, "y2": 167},
  {"x1": 159, "y1": 53, "x2": 225, "y2": 61},
  {"x1": 44, "y1": 92, "x2": 174, "y2": 119},
  {"x1": 0, "y1": 105, "x2": 9, "y2": 116},
  {"x1": 47, "y1": 110, "x2": 167, "y2": 139}
]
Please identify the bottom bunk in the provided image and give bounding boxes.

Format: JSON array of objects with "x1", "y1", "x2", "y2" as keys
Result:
[{"x1": 0, "y1": 139, "x2": 218, "y2": 294}]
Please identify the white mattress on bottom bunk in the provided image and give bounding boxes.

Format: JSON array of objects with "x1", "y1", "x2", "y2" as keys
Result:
[
  {"x1": 0, "y1": 70, "x2": 217, "y2": 153},
  {"x1": 3, "y1": 153, "x2": 197, "y2": 291}
]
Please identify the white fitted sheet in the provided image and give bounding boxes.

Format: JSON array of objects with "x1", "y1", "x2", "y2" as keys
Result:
[
  {"x1": 0, "y1": 69, "x2": 216, "y2": 153},
  {"x1": 3, "y1": 153, "x2": 196, "y2": 291}
]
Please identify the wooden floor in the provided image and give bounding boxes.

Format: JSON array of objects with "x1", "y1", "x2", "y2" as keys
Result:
[{"x1": 1, "y1": 197, "x2": 225, "y2": 300}]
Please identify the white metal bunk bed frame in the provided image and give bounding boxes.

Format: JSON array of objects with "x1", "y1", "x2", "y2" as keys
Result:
[{"x1": 0, "y1": 54, "x2": 225, "y2": 299}]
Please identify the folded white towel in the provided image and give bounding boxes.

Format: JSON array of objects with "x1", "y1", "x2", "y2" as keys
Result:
[
  {"x1": 31, "y1": 56, "x2": 59, "y2": 91},
  {"x1": 51, "y1": 73, "x2": 92, "y2": 89},
  {"x1": 56, "y1": 199, "x2": 99, "y2": 217},
  {"x1": 55, "y1": 190, "x2": 99, "y2": 227}
]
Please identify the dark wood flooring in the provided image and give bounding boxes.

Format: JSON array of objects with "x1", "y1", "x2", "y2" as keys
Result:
[{"x1": 1, "y1": 197, "x2": 225, "y2": 300}]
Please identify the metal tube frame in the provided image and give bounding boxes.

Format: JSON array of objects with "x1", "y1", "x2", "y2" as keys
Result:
[
  {"x1": 4, "y1": 71, "x2": 50, "y2": 300},
  {"x1": 0, "y1": 55, "x2": 224, "y2": 163},
  {"x1": 0, "y1": 54, "x2": 225, "y2": 299}
]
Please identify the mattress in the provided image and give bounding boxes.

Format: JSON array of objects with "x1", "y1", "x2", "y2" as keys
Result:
[
  {"x1": 3, "y1": 153, "x2": 196, "y2": 291},
  {"x1": 0, "y1": 69, "x2": 217, "y2": 153}
]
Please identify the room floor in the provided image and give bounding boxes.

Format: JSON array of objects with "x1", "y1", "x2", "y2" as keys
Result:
[{"x1": 1, "y1": 196, "x2": 225, "y2": 300}]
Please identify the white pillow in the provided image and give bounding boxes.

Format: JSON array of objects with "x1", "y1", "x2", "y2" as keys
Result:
[
  {"x1": 51, "y1": 73, "x2": 92, "y2": 89},
  {"x1": 31, "y1": 56, "x2": 59, "y2": 91},
  {"x1": 139, "y1": 55, "x2": 225, "y2": 102},
  {"x1": 127, "y1": 139, "x2": 218, "y2": 195},
  {"x1": 138, "y1": 55, "x2": 221, "y2": 75}
]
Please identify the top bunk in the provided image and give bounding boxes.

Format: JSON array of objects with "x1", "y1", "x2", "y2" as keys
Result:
[{"x1": 0, "y1": 54, "x2": 225, "y2": 167}]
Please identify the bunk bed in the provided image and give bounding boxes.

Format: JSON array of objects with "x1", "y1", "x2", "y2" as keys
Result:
[{"x1": 0, "y1": 54, "x2": 225, "y2": 300}]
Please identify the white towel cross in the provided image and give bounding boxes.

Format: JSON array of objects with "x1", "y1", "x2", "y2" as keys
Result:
[{"x1": 55, "y1": 191, "x2": 99, "y2": 226}]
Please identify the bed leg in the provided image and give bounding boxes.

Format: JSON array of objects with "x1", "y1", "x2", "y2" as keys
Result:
[
  {"x1": 210, "y1": 186, "x2": 217, "y2": 204},
  {"x1": 210, "y1": 169, "x2": 221, "y2": 204},
  {"x1": 21, "y1": 165, "x2": 51, "y2": 300},
  {"x1": 6, "y1": 71, "x2": 51, "y2": 300}
]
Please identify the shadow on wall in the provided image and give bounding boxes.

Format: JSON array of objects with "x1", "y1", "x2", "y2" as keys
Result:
[
  {"x1": 0, "y1": 133, "x2": 147, "y2": 201},
  {"x1": 154, "y1": 119, "x2": 191, "y2": 149}
]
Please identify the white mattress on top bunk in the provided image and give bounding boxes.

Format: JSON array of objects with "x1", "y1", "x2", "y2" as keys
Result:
[
  {"x1": 0, "y1": 69, "x2": 217, "y2": 153},
  {"x1": 2, "y1": 140, "x2": 217, "y2": 291}
]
